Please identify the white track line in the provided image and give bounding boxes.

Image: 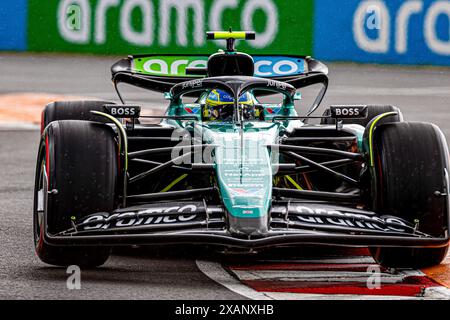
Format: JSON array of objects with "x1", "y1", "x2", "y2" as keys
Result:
[
  {"x1": 231, "y1": 270, "x2": 409, "y2": 284},
  {"x1": 262, "y1": 292, "x2": 415, "y2": 300},
  {"x1": 0, "y1": 122, "x2": 40, "y2": 130},
  {"x1": 255, "y1": 257, "x2": 375, "y2": 264},
  {"x1": 196, "y1": 260, "x2": 450, "y2": 300},
  {"x1": 195, "y1": 260, "x2": 419, "y2": 300},
  {"x1": 423, "y1": 287, "x2": 450, "y2": 299},
  {"x1": 195, "y1": 260, "x2": 273, "y2": 300}
]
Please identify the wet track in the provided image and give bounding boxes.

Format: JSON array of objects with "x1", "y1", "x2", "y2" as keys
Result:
[{"x1": 0, "y1": 54, "x2": 450, "y2": 299}]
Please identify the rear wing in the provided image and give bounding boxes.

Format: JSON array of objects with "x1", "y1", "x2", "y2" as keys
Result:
[
  {"x1": 111, "y1": 54, "x2": 328, "y2": 94},
  {"x1": 111, "y1": 29, "x2": 328, "y2": 115}
]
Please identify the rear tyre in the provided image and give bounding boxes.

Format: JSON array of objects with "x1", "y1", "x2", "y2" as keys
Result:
[
  {"x1": 41, "y1": 100, "x2": 115, "y2": 133},
  {"x1": 321, "y1": 105, "x2": 403, "y2": 127},
  {"x1": 369, "y1": 122, "x2": 449, "y2": 268},
  {"x1": 34, "y1": 120, "x2": 117, "y2": 268}
]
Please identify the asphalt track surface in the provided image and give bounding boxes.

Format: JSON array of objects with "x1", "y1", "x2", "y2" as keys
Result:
[{"x1": 1, "y1": 54, "x2": 450, "y2": 299}]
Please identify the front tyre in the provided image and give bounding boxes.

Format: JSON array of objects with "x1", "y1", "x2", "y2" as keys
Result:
[
  {"x1": 369, "y1": 122, "x2": 450, "y2": 268},
  {"x1": 34, "y1": 120, "x2": 118, "y2": 268},
  {"x1": 41, "y1": 100, "x2": 115, "y2": 134}
]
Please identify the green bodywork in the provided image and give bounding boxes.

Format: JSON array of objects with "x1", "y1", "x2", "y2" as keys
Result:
[
  {"x1": 198, "y1": 122, "x2": 279, "y2": 218},
  {"x1": 162, "y1": 93, "x2": 364, "y2": 219}
]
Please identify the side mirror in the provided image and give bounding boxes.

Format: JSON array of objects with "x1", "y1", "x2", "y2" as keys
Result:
[
  {"x1": 164, "y1": 92, "x2": 172, "y2": 100},
  {"x1": 294, "y1": 92, "x2": 302, "y2": 100}
]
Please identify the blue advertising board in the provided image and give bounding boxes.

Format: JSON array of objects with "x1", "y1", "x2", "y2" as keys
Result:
[
  {"x1": 0, "y1": 0, "x2": 27, "y2": 51},
  {"x1": 314, "y1": 0, "x2": 450, "y2": 65}
]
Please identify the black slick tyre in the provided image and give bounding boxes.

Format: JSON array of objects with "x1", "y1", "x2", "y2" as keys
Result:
[
  {"x1": 34, "y1": 120, "x2": 118, "y2": 268},
  {"x1": 369, "y1": 122, "x2": 449, "y2": 268}
]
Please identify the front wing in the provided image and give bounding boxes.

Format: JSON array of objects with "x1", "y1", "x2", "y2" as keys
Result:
[{"x1": 42, "y1": 201, "x2": 449, "y2": 249}]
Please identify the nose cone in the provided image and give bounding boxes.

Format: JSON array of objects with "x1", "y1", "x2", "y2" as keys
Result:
[
  {"x1": 204, "y1": 123, "x2": 279, "y2": 237},
  {"x1": 215, "y1": 134, "x2": 272, "y2": 214},
  {"x1": 216, "y1": 141, "x2": 272, "y2": 236}
]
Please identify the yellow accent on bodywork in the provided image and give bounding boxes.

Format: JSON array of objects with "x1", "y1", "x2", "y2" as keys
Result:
[
  {"x1": 160, "y1": 174, "x2": 188, "y2": 192},
  {"x1": 285, "y1": 175, "x2": 303, "y2": 190},
  {"x1": 91, "y1": 111, "x2": 129, "y2": 170},
  {"x1": 368, "y1": 112, "x2": 398, "y2": 167},
  {"x1": 212, "y1": 31, "x2": 247, "y2": 39}
]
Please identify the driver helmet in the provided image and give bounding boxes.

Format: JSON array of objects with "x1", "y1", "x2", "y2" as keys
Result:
[{"x1": 204, "y1": 89, "x2": 255, "y2": 121}]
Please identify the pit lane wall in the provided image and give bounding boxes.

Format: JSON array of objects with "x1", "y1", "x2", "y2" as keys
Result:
[{"x1": 1, "y1": 0, "x2": 450, "y2": 66}]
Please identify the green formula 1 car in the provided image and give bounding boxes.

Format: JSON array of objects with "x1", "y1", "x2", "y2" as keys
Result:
[{"x1": 34, "y1": 31, "x2": 449, "y2": 268}]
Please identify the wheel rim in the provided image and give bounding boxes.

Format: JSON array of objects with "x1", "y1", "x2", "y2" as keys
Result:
[{"x1": 33, "y1": 149, "x2": 48, "y2": 245}]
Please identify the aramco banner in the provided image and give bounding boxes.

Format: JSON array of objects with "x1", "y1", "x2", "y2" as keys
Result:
[{"x1": 27, "y1": 0, "x2": 314, "y2": 55}]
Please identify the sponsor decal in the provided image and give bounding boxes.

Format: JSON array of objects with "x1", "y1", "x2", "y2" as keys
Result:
[
  {"x1": 181, "y1": 79, "x2": 203, "y2": 89},
  {"x1": 184, "y1": 106, "x2": 200, "y2": 114},
  {"x1": 290, "y1": 205, "x2": 411, "y2": 233},
  {"x1": 265, "y1": 107, "x2": 282, "y2": 115},
  {"x1": 81, "y1": 204, "x2": 201, "y2": 230},
  {"x1": 330, "y1": 105, "x2": 368, "y2": 119},
  {"x1": 255, "y1": 56, "x2": 305, "y2": 76},
  {"x1": 103, "y1": 104, "x2": 141, "y2": 117},
  {"x1": 133, "y1": 55, "x2": 305, "y2": 78},
  {"x1": 267, "y1": 79, "x2": 287, "y2": 90},
  {"x1": 137, "y1": 56, "x2": 208, "y2": 77}
]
